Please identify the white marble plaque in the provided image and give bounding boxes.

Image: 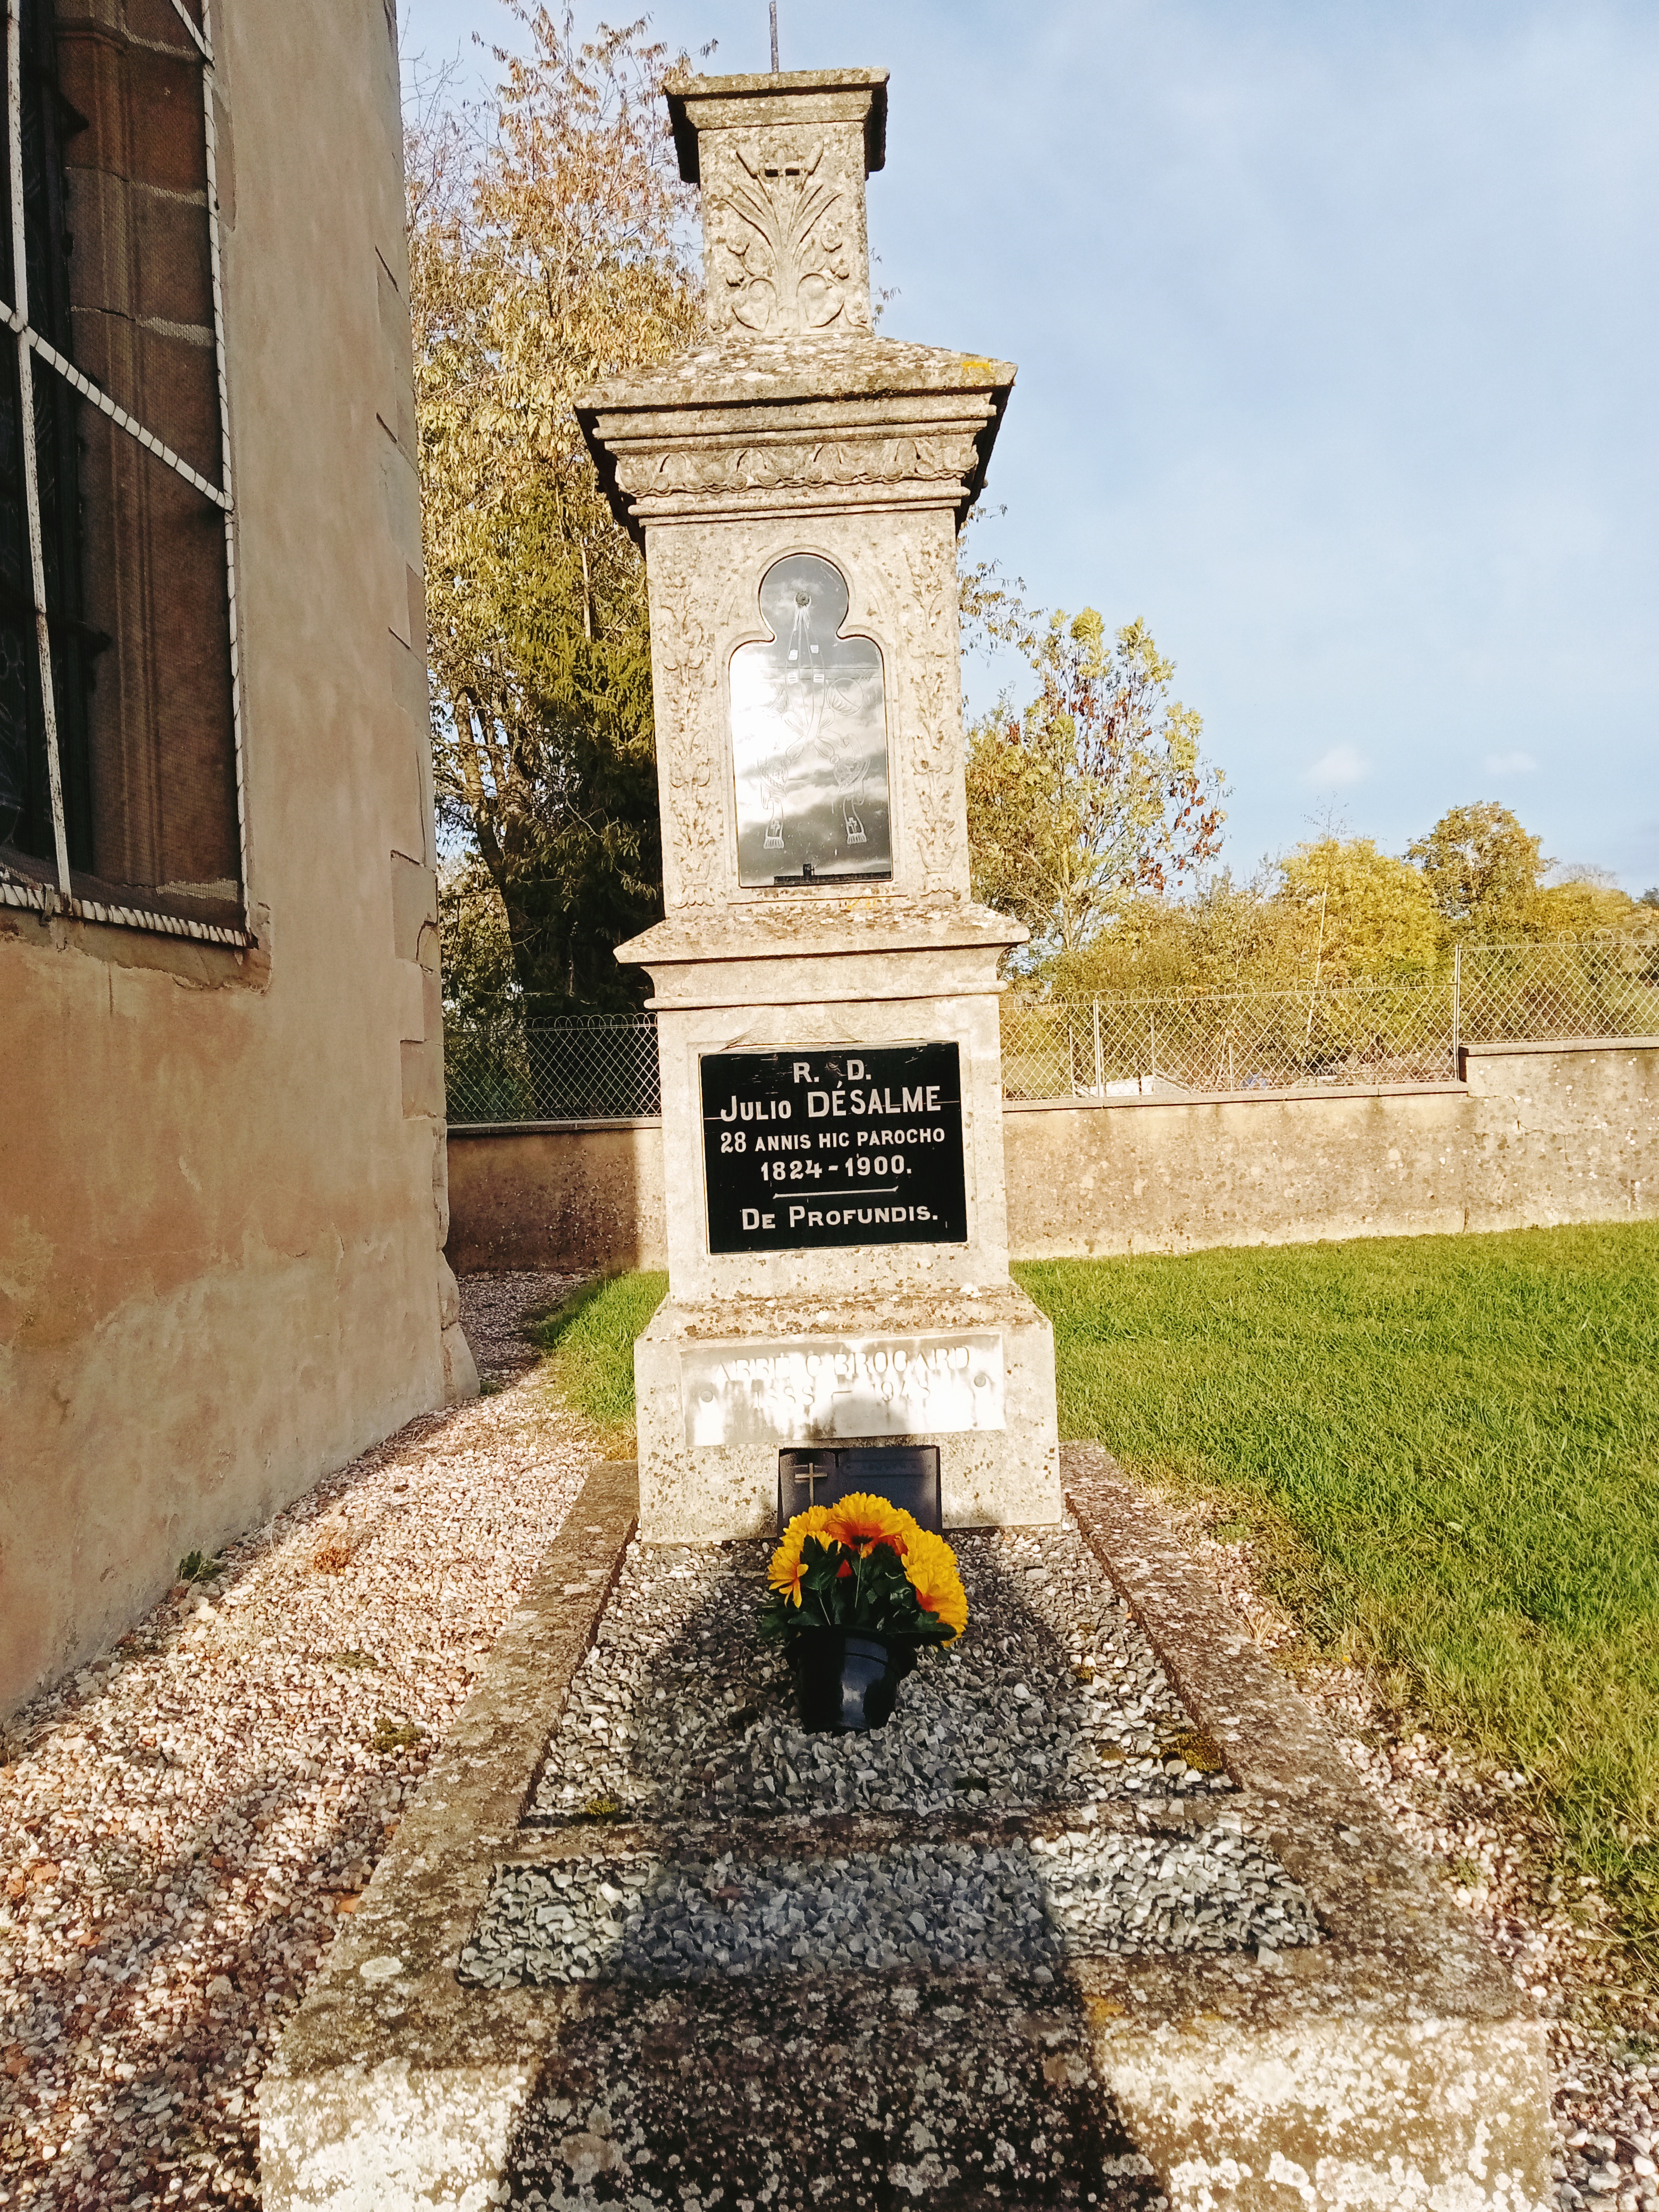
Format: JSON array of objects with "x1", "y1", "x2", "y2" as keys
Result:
[
  {"x1": 681, "y1": 1333, "x2": 1005, "y2": 1448},
  {"x1": 730, "y1": 553, "x2": 891, "y2": 885}
]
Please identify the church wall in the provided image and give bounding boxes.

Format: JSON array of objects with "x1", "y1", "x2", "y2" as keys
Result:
[{"x1": 0, "y1": 0, "x2": 456, "y2": 1713}]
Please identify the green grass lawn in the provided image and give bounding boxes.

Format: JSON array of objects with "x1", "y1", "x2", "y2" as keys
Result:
[
  {"x1": 1017, "y1": 1223, "x2": 1659, "y2": 1942},
  {"x1": 530, "y1": 1271, "x2": 667, "y2": 1454},
  {"x1": 526, "y1": 1225, "x2": 1659, "y2": 1943}
]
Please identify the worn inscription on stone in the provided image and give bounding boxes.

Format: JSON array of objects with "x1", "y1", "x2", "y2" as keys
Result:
[
  {"x1": 682, "y1": 1331, "x2": 1005, "y2": 1446},
  {"x1": 701, "y1": 1042, "x2": 967, "y2": 1254}
]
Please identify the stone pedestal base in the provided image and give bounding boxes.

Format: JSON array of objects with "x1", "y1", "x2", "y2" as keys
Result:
[{"x1": 633, "y1": 1280, "x2": 1061, "y2": 1540}]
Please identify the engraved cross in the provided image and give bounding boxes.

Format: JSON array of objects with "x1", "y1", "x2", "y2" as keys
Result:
[{"x1": 792, "y1": 1456, "x2": 831, "y2": 1509}]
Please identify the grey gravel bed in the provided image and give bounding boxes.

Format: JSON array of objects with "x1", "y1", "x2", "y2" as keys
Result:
[
  {"x1": 528, "y1": 1526, "x2": 1230, "y2": 1825},
  {"x1": 462, "y1": 1820, "x2": 1318, "y2": 1987},
  {"x1": 504, "y1": 1970, "x2": 1167, "y2": 2211}
]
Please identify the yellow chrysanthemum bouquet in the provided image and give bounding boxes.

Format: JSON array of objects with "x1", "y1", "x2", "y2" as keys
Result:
[{"x1": 760, "y1": 1492, "x2": 969, "y2": 1652}]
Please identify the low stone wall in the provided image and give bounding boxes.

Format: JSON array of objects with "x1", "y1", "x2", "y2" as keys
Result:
[
  {"x1": 445, "y1": 1118, "x2": 668, "y2": 1274},
  {"x1": 445, "y1": 1040, "x2": 1659, "y2": 1272}
]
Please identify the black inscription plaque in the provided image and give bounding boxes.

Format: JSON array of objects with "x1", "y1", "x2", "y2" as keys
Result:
[{"x1": 701, "y1": 1043, "x2": 968, "y2": 1254}]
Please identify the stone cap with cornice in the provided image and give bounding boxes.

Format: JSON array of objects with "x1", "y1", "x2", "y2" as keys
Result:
[
  {"x1": 665, "y1": 68, "x2": 889, "y2": 184},
  {"x1": 579, "y1": 66, "x2": 1015, "y2": 541},
  {"x1": 579, "y1": 335, "x2": 1016, "y2": 543},
  {"x1": 616, "y1": 896, "x2": 1026, "y2": 970}
]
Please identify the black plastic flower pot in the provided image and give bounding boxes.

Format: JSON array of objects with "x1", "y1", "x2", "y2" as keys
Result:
[{"x1": 787, "y1": 1630, "x2": 919, "y2": 1733}]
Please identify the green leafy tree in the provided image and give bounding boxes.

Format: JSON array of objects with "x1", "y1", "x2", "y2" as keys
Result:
[
  {"x1": 966, "y1": 610, "x2": 1226, "y2": 962},
  {"x1": 1531, "y1": 867, "x2": 1642, "y2": 939},
  {"x1": 408, "y1": 9, "x2": 699, "y2": 1017},
  {"x1": 1045, "y1": 873, "x2": 1301, "y2": 999},
  {"x1": 439, "y1": 852, "x2": 517, "y2": 1024},
  {"x1": 1406, "y1": 802, "x2": 1549, "y2": 944}
]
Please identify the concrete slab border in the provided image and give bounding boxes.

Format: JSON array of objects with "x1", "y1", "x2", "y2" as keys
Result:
[
  {"x1": 1063, "y1": 1442, "x2": 1553, "y2": 2210},
  {"x1": 261, "y1": 1449, "x2": 1554, "y2": 2211}
]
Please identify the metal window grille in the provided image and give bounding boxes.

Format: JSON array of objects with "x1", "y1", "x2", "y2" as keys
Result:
[
  {"x1": 0, "y1": 0, "x2": 245, "y2": 946},
  {"x1": 443, "y1": 942, "x2": 1659, "y2": 1125}
]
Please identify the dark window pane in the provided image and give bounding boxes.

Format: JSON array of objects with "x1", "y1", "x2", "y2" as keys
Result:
[
  {"x1": 55, "y1": 4, "x2": 221, "y2": 485},
  {"x1": 73, "y1": 395, "x2": 237, "y2": 925},
  {"x1": 0, "y1": 0, "x2": 240, "y2": 926}
]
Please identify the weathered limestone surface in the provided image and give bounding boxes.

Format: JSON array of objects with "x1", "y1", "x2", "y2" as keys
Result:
[
  {"x1": 259, "y1": 1461, "x2": 639, "y2": 2209},
  {"x1": 263, "y1": 1452, "x2": 1552, "y2": 2209},
  {"x1": 573, "y1": 65, "x2": 1059, "y2": 1536},
  {"x1": 1, "y1": 0, "x2": 468, "y2": 1715},
  {"x1": 634, "y1": 1284, "x2": 1059, "y2": 1535},
  {"x1": 1007, "y1": 1036, "x2": 1659, "y2": 1257},
  {"x1": 442, "y1": 1038, "x2": 1659, "y2": 1272},
  {"x1": 1064, "y1": 1443, "x2": 1553, "y2": 2210}
]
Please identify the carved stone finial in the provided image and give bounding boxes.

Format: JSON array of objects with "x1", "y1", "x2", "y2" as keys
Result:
[{"x1": 665, "y1": 69, "x2": 888, "y2": 339}]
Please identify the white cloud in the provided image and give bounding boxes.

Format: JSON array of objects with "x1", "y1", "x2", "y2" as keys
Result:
[
  {"x1": 1483, "y1": 750, "x2": 1538, "y2": 774},
  {"x1": 1305, "y1": 744, "x2": 1369, "y2": 787}
]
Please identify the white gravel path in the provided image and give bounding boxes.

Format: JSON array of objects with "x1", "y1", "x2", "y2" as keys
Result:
[{"x1": 0, "y1": 1276, "x2": 591, "y2": 2210}]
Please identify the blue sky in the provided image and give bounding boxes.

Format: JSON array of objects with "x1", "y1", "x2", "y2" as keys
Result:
[{"x1": 401, "y1": 1, "x2": 1659, "y2": 891}]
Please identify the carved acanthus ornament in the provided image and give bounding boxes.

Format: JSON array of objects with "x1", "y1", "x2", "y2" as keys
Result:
[
  {"x1": 707, "y1": 137, "x2": 868, "y2": 337},
  {"x1": 649, "y1": 563, "x2": 721, "y2": 908},
  {"x1": 616, "y1": 432, "x2": 981, "y2": 504}
]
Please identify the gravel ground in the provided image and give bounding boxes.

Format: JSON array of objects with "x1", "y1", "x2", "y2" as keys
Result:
[
  {"x1": 457, "y1": 1270, "x2": 587, "y2": 1384},
  {"x1": 506, "y1": 1971, "x2": 1166, "y2": 2212},
  {"x1": 1171, "y1": 1502, "x2": 1659, "y2": 2212},
  {"x1": 464, "y1": 1821, "x2": 1317, "y2": 1988},
  {"x1": 530, "y1": 1526, "x2": 1232, "y2": 1825},
  {"x1": 5, "y1": 1254, "x2": 1653, "y2": 2212},
  {"x1": 0, "y1": 1278, "x2": 590, "y2": 2210}
]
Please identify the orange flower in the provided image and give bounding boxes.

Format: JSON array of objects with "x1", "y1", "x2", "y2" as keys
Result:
[
  {"x1": 768, "y1": 1505, "x2": 834, "y2": 1607},
  {"x1": 823, "y1": 1493, "x2": 918, "y2": 1559},
  {"x1": 901, "y1": 1528, "x2": 969, "y2": 1642}
]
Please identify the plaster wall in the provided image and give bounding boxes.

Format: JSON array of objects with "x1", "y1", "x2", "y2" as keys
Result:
[
  {"x1": 444, "y1": 1041, "x2": 1659, "y2": 1275},
  {"x1": 1005, "y1": 1041, "x2": 1659, "y2": 1256},
  {"x1": 0, "y1": 0, "x2": 459, "y2": 1713}
]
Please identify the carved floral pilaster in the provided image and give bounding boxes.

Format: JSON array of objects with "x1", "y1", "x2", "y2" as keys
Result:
[
  {"x1": 880, "y1": 534, "x2": 966, "y2": 898},
  {"x1": 703, "y1": 131, "x2": 872, "y2": 338},
  {"x1": 649, "y1": 559, "x2": 721, "y2": 908}
]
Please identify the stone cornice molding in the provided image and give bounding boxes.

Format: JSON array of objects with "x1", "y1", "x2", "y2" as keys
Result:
[
  {"x1": 580, "y1": 339, "x2": 1016, "y2": 546},
  {"x1": 664, "y1": 70, "x2": 890, "y2": 186}
]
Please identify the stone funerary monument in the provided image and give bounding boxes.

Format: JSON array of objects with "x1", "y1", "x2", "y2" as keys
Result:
[{"x1": 581, "y1": 66, "x2": 1060, "y2": 1539}]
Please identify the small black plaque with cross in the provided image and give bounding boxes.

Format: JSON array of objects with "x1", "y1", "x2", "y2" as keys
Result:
[{"x1": 776, "y1": 1445, "x2": 942, "y2": 1535}]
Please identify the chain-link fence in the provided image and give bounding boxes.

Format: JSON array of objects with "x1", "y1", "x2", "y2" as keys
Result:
[
  {"x1": 443, "y1": 1011, "x2": 660, "y2": 1125},
  {"x1": 443, "y1": 940, "x2": 1659, "y2": 1122},
  {"x1": 1459, "y1": 939, "x2": 1659, "y2": 1047},
  {"x1": 1000, "y1": 980, "x2": 1458, "y2": 1101},
  {"x1": 1000, "y1": 939, "x2": 1659, "y2": 1104}
]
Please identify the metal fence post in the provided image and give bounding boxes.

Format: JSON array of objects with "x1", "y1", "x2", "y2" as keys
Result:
[
  {"x1": 1093, "y1": 997, "x2": 1104, "y2": 1096},
  {"x1": 1452, "y1": 944, "x2": 1462, "y2": 1078}
]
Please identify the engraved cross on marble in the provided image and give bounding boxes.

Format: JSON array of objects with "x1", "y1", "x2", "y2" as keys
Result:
[{"x1": 790, "y1": 1455, "x2": 830, "y2": 1510}]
